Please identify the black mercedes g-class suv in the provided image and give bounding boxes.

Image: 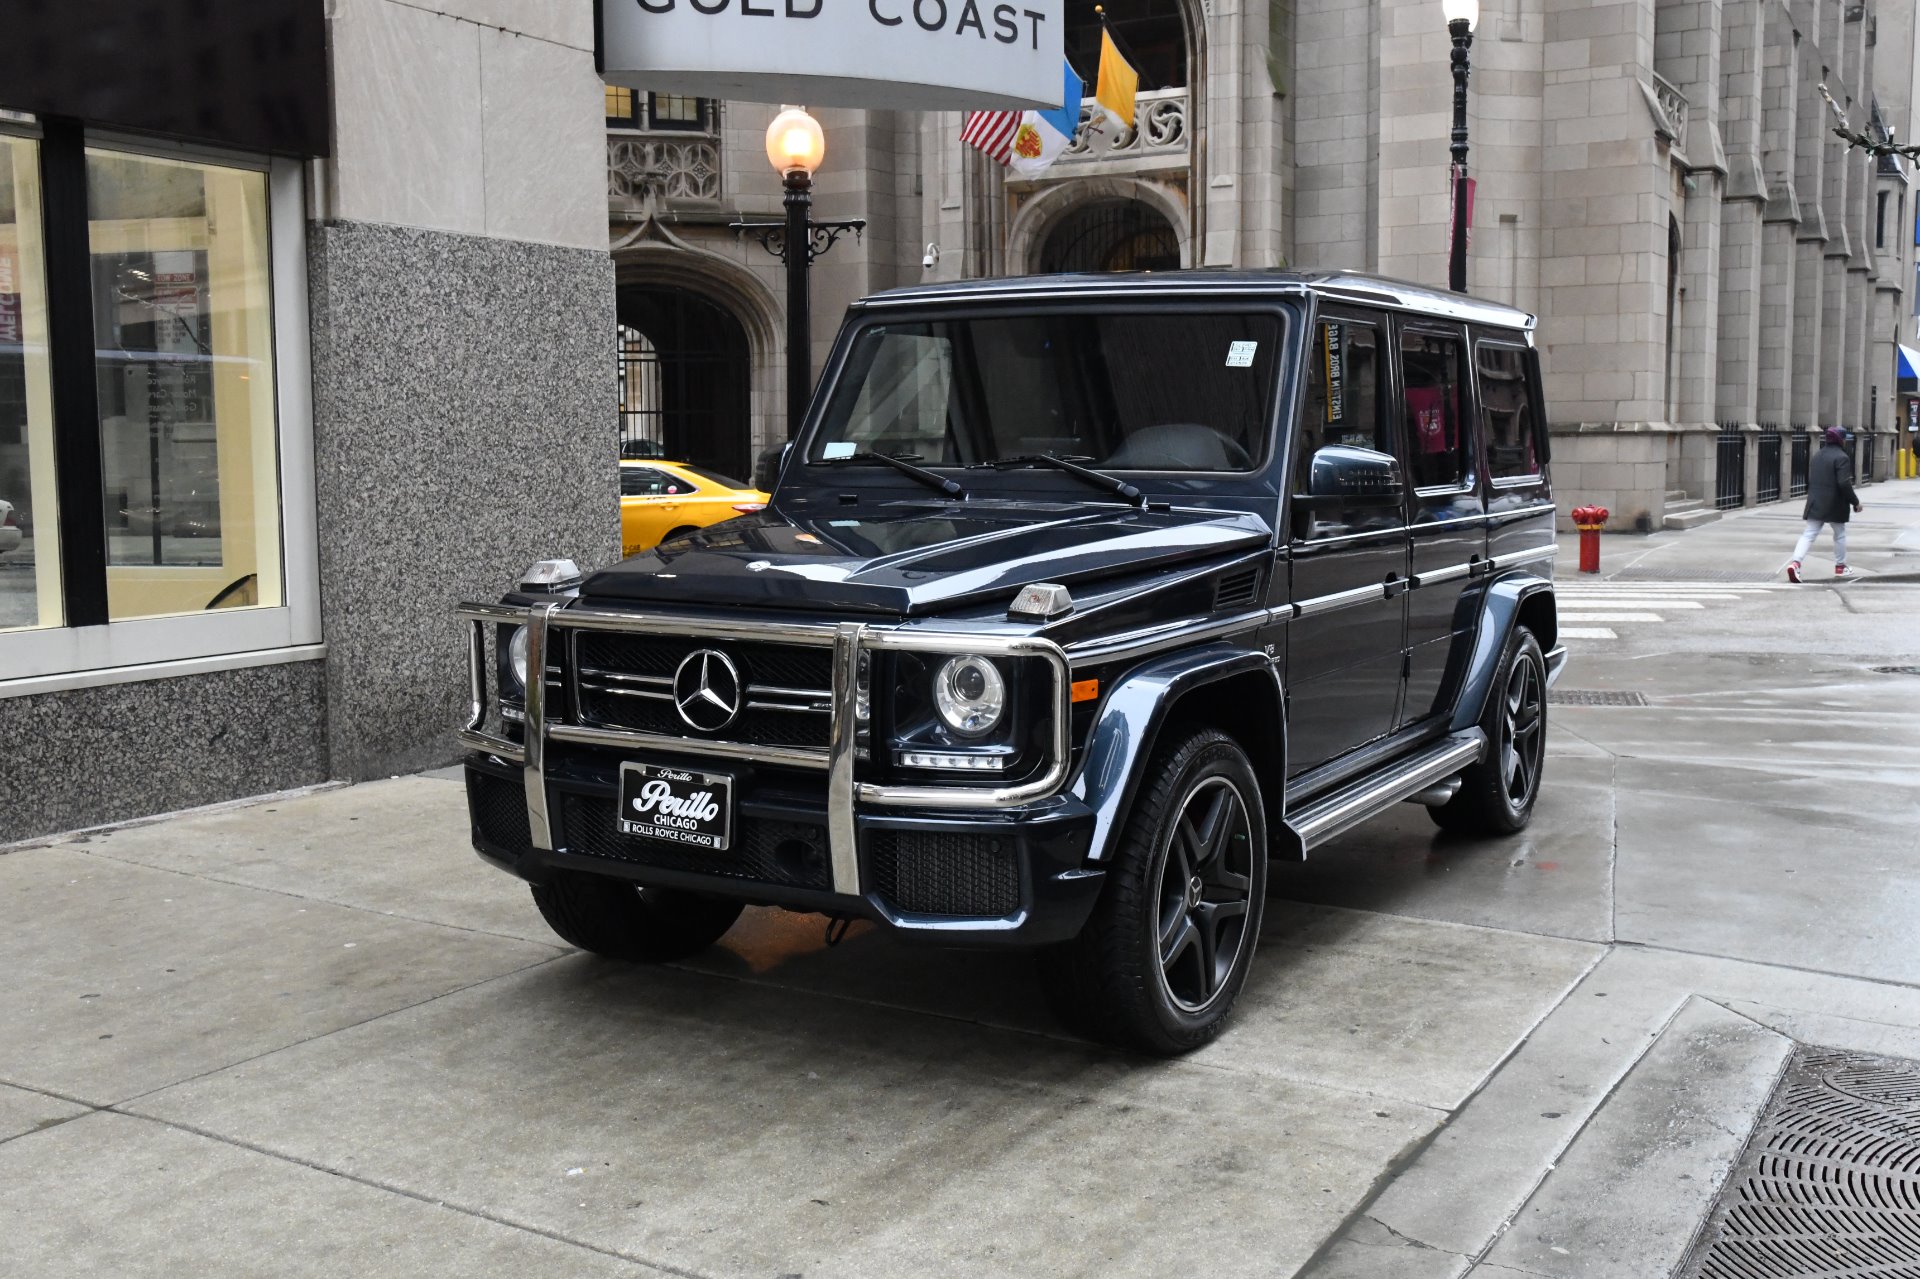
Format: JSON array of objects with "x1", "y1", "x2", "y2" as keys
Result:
[{"x1": 459, "y1": 271, "x2": 1564, "y2": 1055}]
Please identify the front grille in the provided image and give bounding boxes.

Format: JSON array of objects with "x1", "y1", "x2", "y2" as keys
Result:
[
  {"x1": 571, "y1": 632, "x2": 832, "y2": 749},
  {"x1": 869, "y1": 830, "x2": 1020, "y2": 917},
  {"x1": 557, "y1": 791, "x2": 832, "y2": 890},
  {"x1": 468, "y1": 769, "x2": 533, "y2": 856}
]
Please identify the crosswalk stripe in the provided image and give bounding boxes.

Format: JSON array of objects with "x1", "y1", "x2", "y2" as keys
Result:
[
  {"x1": 1558, "y1": 592, "x2": 1747, "y2": 599},
  {"x1": 1556, "y1": 599, "x2": 1707, "y2": 609},
  {"x1": 1559, "y1": 612, "x2": 1664, "y2": 622},
  {"x1": 1560, "y1": 627, "x2": 1618, "y2": 639}
]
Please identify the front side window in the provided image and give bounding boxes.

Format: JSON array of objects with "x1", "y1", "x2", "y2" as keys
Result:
[
  {"x1": 1293, "y1": 318, "x2": 1390, "y2": 489},
  {"x1": 0, "y1": 134, "x2": 58, "y2": 633},
  {"x1": 1400, "y1": 328, "x2": 1471, "y2": 491},
  {"x1": 88, "y1": 148, "x2": 281, "y2": 620},
  {"x1": 811, "y1": 311, "x2": 1282, "y2": 473},
  {"x1": 1477, "y1": 343, "x2": 1542, "y2": 481},
  {"x1": 620, "y1": 465, "x2": 668, "y2": 497}
]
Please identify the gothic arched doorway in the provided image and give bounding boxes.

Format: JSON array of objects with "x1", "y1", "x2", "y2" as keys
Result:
[
  {"x1": 1039, "y1": 199, "x2": 1182, "y2": 273},
  {"x1": 616, "y1": 285, "x2": 752, "y2": 481}
]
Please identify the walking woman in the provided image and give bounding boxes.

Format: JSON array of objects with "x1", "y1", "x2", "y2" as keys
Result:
[{"x1": 1786, "y1": 426, "x2": 1863, "y2": 582}]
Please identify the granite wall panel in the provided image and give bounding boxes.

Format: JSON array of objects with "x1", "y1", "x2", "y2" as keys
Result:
[
  {"x1": 0, "y1": 661, "x2": 329, "y2": 846},
  {"x1": 308, "y1": 220, "x2": 616, "y2": 782}
]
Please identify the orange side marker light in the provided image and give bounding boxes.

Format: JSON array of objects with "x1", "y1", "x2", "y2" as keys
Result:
[{"x1": 1071, "y1": 679, "x2": 1100, "y2": 704}]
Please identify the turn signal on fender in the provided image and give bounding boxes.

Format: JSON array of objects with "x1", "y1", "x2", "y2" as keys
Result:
[{"x1": 1071, "y1": 679, "x2": 1100, "y2": 704}]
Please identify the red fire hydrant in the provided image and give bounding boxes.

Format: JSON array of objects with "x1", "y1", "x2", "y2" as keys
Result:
[{"x1": 1571, "y1": 505, "x2": 1609, "y2": 574}]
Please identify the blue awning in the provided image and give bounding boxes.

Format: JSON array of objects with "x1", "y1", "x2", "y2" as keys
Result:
[{"x1": 1900, "y1": 344, "x2": 1920, "y2": 380}]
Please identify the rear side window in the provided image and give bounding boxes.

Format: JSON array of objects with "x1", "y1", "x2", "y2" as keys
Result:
[
  {"x1": 1400, "y1": 329, "x2": 1472, "y2": 490},
  {"x1": 1477, "y1": 343, "x2": 1542, "y2": 481},
  {"x1": 620, "y1": 466, "x2": 691, "y2": 497},
  {"x1": 621, "y1": 466, "x2": 666, "y2": 496}
]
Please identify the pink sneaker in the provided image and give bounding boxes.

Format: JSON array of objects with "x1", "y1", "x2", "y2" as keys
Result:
[
  {"x1": 1786, "y1": 561, "x2": 1802, "y2": 583},
  {"x1": 1835, "y1": 564, "x2": 1858, "y2": 580}
]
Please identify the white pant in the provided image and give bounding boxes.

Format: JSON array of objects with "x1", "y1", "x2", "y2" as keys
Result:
[{"x1": 1791, "y1": 519, "x2": 1848, "y2": 565}]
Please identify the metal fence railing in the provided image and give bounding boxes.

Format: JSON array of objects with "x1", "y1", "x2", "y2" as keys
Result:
[
  {"x1": 1715, "y1": 431, "x2": 1748, "y2": 510},
  {"x1": 1788, "y1": 431, "x2": 1811, "y2": 498},
  {"x1": 1756, "y1": 431, "x2": 1782, "y2": 504}
]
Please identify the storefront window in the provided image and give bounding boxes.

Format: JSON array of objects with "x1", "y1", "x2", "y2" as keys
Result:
[
  {"x1": 0, "y1": 133, "x2": 59, "y2": 633},
  {"x1": 87, "y1": 148, "x2": 281, "y2": 621}
]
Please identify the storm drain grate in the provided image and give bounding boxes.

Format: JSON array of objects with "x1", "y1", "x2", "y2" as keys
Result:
[
  {"x1": 1872, "y1": 666, "x2": 1920, "y2": 678},
  {"x1": 1548, "y1": 689, "x2": 1651, "y2": 706},
  {"x1": 1676, "y1": 1048, "x2": 1920, "y2": 1279}
]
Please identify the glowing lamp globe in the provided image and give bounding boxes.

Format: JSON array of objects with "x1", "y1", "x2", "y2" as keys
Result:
[
  {"x1": 766, "y1": 107, "x2": 826, "y2": 177},
  {"x1": 1441, "y1": 0, "x2": 1479, "y2": 29}
]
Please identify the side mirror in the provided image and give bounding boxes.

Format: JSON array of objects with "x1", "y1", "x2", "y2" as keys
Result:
[{"x1": 1301, "y1": 444, "x2": 1406, "y2": 506}]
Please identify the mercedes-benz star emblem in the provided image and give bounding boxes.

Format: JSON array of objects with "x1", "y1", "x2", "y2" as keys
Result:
[{"x1": 673, "y1": 649, "x2": 743, "y2": 733}]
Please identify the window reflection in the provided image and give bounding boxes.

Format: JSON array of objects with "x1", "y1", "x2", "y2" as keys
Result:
[
  {"x1": 0, "y1": 133, "x2": 59, "y2": 633},
  {"x1": 87, "y1": 148, "x2": 280, "y2": 621}
]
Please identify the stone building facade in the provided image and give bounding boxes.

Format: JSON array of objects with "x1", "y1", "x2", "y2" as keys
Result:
[{"x1": 613, "y1": 0, "x2": 1917, "y2": 529}]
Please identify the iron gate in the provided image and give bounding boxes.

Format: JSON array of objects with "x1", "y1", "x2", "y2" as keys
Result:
[
  {"x1": 1715, "y1": 431, "x2": 1747, "y2": 510},
  {"x1": 1861, "y1": 434, "x2": 1876, "y2": 481},
  {"x1": 1039, "y1": 200, "x2": 1182, "y2": 273},
  {"x1": 1789, "y1": 431, "x2": 1810, "y2": 498},
  {"x1": 615, "y1": 286, "x2": 752, "y2": 481},
  {"x1": 1755, "y1": 431, "x2": 1782, "y2": 504}
]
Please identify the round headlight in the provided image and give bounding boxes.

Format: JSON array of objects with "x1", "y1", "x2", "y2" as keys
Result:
[
  {"x1": 933, "y1": 655, "x2": 1006, "y2": 737},
  {"x1": 507, "y1": 626, "x2": 530, "y2": 687}
]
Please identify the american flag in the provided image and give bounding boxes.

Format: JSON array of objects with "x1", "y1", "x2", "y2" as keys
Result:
[{"x1": 959, "y1": 110, "x2": 1020, "y2": 164}]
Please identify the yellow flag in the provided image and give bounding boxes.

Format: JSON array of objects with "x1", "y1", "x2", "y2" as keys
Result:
[{"x1": 1095, "y1": 29, "x2": 1138, "y2": 129}]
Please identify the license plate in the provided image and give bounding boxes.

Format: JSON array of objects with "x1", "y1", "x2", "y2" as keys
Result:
[{"x1": 617, "y1": 762, "x2": 734, "y2": 851}]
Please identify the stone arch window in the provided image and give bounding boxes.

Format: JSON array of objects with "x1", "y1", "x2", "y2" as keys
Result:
[{"x1": 1039, "y1": 199, "x2": 1181, "y2": 273}]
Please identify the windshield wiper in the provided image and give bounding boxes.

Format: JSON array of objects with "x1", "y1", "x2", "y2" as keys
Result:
[
  {"x1": 819, "y1": 451, "x2": 966, "y2": 498},
  {"x1": 974, "y1": 454, "x2": 1145, "y2": 507}
]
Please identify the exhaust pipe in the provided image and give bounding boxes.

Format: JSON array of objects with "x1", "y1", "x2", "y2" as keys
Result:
[{"x1": 1404, "y1": 777, "x2": 1461, "y2": 808}]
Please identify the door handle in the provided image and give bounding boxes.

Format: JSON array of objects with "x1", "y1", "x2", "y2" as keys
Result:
[
  {"x1": 1384, "y1": 574, "x2": 1411, "y2": 598},
  {"x1": 1467, "y1": 556, "x2": 1491, "y2": 577}
]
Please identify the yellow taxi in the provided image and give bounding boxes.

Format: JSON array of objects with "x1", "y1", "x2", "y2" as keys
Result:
[{"x1": 620, "y1": 459, "x2": 769, "y2": 555}]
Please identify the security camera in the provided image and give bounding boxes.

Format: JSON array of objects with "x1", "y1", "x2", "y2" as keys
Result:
[{"x1": 922, "y1": 243, "x2": 940, "y2": 270}]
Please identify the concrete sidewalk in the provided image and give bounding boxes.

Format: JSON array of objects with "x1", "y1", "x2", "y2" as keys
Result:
[
  {"x1": 4, "y1": 503, "x2": 1920, "y2": 1277},
  {"x1": 1554, "y1": 474, "x2": 1920, "y2": 584}
]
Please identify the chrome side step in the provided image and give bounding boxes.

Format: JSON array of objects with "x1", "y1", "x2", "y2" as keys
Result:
[{"x1": 1280, "y1": 730, "x2": 1487, "y2": 856}]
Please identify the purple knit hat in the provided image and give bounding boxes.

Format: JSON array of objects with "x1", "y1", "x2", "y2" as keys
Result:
[{"x1": 1824, "y1": 426, "x2": 1847, "y2": 445}]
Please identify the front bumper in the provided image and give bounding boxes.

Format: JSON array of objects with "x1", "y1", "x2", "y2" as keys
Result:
[
  {"x1": 465, "y1": 754, "x2": 1102, "y2": 946},
  {"x1": 456, "y1": 601, "x2": 1099, "y2": 946}
]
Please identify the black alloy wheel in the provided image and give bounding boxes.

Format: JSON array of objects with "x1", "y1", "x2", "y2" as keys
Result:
[
  {"x1": 1497, "y1": 643, "x2": 1546, "y2": 811},
  {"x1": 1154, "y1": 775, "x2": 1257, "y2": 1014},
  {"x1": 1431, "y1": 626, "x2": 1548, "y2": 835},
  {"x1": 1039, "y1": 727, "x2": 1268, "y2": 1056}
]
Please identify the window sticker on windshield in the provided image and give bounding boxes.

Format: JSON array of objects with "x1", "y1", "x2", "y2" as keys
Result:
[
  {"x1": 823, "y1": 441, "x2": 857, "y2": 459},
  {"x1": 1226, "y1": 340, "x2": 1258, "y2": 368}
]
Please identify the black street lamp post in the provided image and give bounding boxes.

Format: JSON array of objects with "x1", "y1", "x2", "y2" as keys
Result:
[
  {"x1": 1443, "y1": 0, "x2": 1479, "y2": 293},
  {"x1": 731, "y1": 107, "x2": 865, "y2": 439}
]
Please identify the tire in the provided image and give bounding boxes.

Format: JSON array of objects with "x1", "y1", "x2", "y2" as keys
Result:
[
  {"x1": 530, "y1": 872, "x2": 744, "y2": 961},
  {"x1": 1039, "y1": 727, "x2": 1268, "y2": 1056},
  {"x1": 1430, "y1": 626, "x2": 1548, "y2": 836}
]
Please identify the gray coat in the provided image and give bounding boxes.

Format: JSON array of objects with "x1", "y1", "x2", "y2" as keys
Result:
[{"x1": 1803, "y1": 443, "x2": 1859, "y2": 524}]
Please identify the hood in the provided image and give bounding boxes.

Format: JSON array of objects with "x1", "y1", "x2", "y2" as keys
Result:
[{"x1": 581, "y1": 500, "x2": 1273, "y2": 616}]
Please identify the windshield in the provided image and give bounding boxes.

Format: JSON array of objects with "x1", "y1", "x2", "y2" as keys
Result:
[{"x1": 808, "y1": 310, "x2": 1284, "y2": 473}]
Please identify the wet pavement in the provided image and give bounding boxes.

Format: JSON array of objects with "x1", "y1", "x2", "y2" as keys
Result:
[{"x1": 3, "y1": 481, "x2": 1919, "y2": 1278}]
